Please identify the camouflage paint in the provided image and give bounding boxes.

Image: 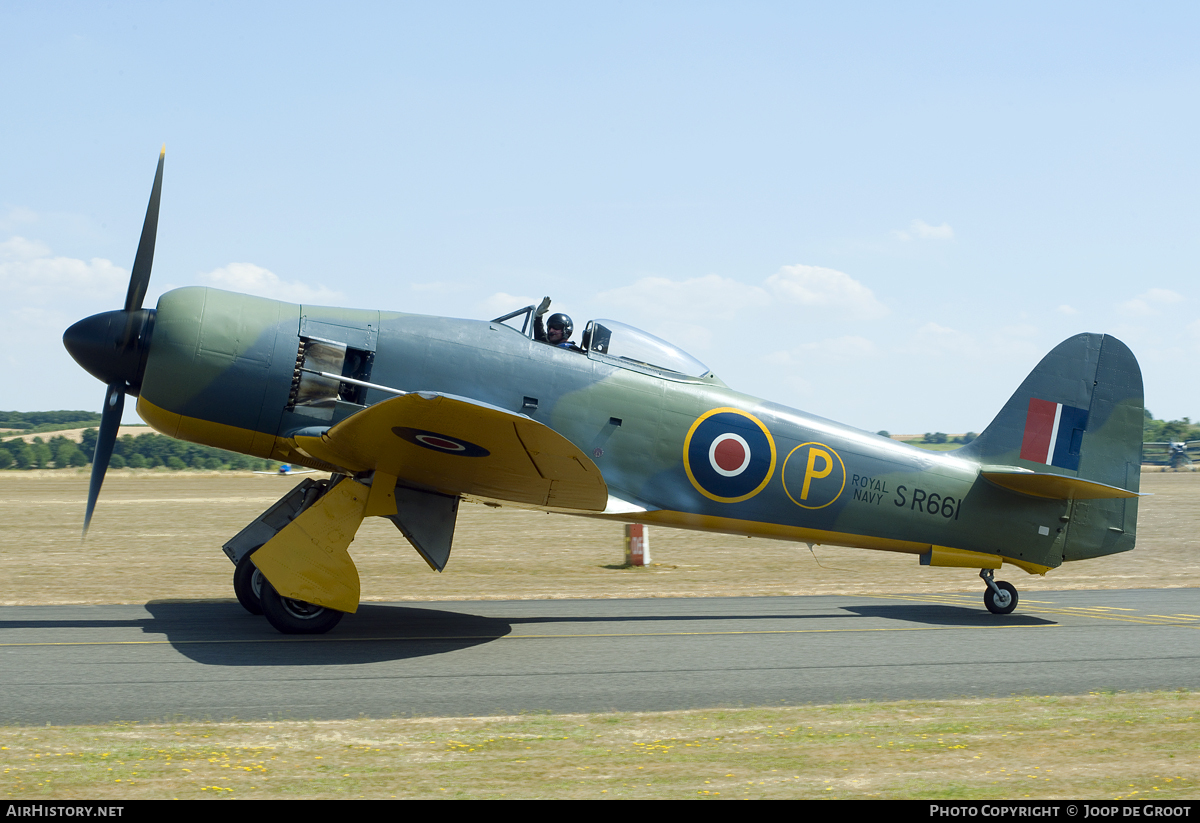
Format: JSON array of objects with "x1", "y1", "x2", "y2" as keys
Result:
[{"x1": 135, "y1": 288, "x2": 1144, "y2": 575}]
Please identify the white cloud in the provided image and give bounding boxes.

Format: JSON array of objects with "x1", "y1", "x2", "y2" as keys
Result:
[
  {"x1": 0, "y1": 207, "x2": 38, "y2": 233},
  {"x1": 595, "y1": 275, "x2": 763, "y2": 354},
  {"x1": 910, "y1": 321, "x2": 976, "y2": 355},
  {"x1": 598, "y1": 274, "x2": 771, "y2": 320},
  {"x1": 595, "y1": 265, "x2": 887, "y2": 342},
  {"x1": 1119, "y1": 288, "x2": 1185, "y2": 317},
  {"x1": 477, "y1": 291, "x2": 538, "y2": 317},
  {"x1": 766, "y1": 335, "x2": 877, "y2": 367},
  {"x1": 199, "y1": 262, "x2": 343, "y2": 304},
  {"x1": 599, "y1": 267, "x2": 886, "y2": 320},
  {"x1": 892, "y1": 219, "x2": 954, "y2": 242},
  {"x1": 1056, "y1": 304, "x2": 1078, "y2": 315},
  {"x1": 0, "y1": 236, "x2": 127, "y2": 303},
  {"x1": 411, "y1": 280, "x2": 464, "y2": 294},
  {"x1": 765, "y1": 264, "x2": 888, "y2": 318},
  {"x1": 997, "y1": 323, "x2": 1039, "y2": 339},
  {"x1": 592, "y1": 266, "x2": 886, "y2": 361},
  {"x1": 0, "y1": 236, "x2": 52, "y2": 261}
]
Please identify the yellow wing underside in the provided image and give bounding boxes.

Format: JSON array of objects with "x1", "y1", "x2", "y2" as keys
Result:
[
  {"x1": 290, "y1": 392, "x2": 608, "y2": 511},
  {"x1": 253, "y1": 393, "x2": 608, "y2": 612}
]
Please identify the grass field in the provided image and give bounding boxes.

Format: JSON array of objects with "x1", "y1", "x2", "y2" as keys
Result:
[
  {"x1": 1, "y1": 469, "x2": 1197, "y2": 799},
  {"x1": 3, "y1": 692, "x2": 1197, "y2": 800}
]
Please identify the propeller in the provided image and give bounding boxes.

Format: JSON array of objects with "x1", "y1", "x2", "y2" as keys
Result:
[{"x1": 63, "y1": 146, "x2": 164, "y2": 535}]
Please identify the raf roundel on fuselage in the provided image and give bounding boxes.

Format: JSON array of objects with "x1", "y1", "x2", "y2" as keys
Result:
[{"x1": 683, "y1": 408, "x2": 777, "y2": 504}]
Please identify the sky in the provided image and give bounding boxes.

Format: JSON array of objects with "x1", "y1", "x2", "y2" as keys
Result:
[{"x1": 2, "y1": 2, "x2": 1197, "y2": 434}]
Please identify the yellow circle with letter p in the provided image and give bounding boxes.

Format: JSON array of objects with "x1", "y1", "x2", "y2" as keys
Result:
[{"x1": 782, "y1": 442, "x2": 846, "y2": 509}]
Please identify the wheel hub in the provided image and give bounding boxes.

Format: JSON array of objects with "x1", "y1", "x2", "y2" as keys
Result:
[{"x1": 280, "y1": 597, "x2": 326, "y2": 620}]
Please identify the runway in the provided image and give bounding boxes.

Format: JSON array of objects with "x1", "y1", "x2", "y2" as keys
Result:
[{"x1": 2, "y1": 589, "x2": 1198, "y2": 725}]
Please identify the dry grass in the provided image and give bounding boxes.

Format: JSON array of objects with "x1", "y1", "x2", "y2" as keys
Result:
[
  {"x1": 2, "y1": 691, "x2": 1197, "y2": 799},
  {"x1": 0, "y1": 470, "x2": 1197, "y2": 606}
]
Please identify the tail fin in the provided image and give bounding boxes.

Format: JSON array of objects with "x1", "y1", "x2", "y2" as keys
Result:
[{"x1": 959, "y1": 333, "x2": 1143, "y2": 560}]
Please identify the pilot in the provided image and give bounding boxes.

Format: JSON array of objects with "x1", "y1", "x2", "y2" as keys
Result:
[
  {"x1": 545, "y1": 313, "x2": 574, "y2": 348},
  {"x1": 533, "y1": 296, "x2": 577, "y2": 349}
]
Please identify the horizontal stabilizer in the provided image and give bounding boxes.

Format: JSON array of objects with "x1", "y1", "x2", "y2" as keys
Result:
[{"x1": 980, "y1": 467, "x2": 1143, "y2": 499}]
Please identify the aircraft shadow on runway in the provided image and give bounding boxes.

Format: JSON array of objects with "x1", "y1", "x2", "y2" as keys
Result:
[
  {"x1": 135, "y1": 601, "x2": 513, "y2": 665},
  {"x1": 840, "y1": 604, "x2": 1053, "y2": 626},
  {"x1": 503, "y1": 605, "x2": 1053, "y2": 628},
  {"x1": 1, "y1": 599, "x2": 1054, "y2": 667}
]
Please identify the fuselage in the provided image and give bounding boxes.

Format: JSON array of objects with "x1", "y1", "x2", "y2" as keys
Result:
[{"x1": 135, "y1": 287, "x2": 1096, "y2": 574}]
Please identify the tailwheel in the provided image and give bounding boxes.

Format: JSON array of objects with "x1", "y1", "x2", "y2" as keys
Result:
[
  {"x1": 233, "y1": 550, "x2": 265, "y2": 615},
  {"x1": 259, "y1": 580, "x2": 345, "y2": 634},
  {"x1": 983, "y1": 579, "x2": 1018, "y2": 615}
]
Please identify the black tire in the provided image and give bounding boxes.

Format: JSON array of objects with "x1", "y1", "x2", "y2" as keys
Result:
[
  {"x1": 233, "y1": 550, "x2": 265, "y2": 615},
  {"x1": 984, "y1": 580, "x2": 1018, "y2": 615},
  {"x1": 259, "y1": 580, "x2": 344, "y2": 635}
]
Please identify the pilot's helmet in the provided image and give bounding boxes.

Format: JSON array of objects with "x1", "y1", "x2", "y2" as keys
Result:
[{"x1": 547, "y1": 313, "x2": 573, "y2": 340}]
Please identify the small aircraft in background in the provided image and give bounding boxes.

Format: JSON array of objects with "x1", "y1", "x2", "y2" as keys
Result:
[
  {"x1": 253, "y1": 464, "x2": 317, "y2": 476},
  {"x1": 1142, "y1": 440, "x2": 1199, "y2": 471},
  {"x1": 63, "y1": 150, "x2": 1147, "y2": 634}
]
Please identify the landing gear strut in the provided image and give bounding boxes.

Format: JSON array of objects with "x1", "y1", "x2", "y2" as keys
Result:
[{"x1": 980, "y1": 568, "x2": 1018, "y2": 615}]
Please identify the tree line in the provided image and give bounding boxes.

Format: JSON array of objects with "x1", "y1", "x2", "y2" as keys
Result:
[
  {"x1": 2, "y1": 409, "x2": 1197, "y2": 471},
  {"x1": 0, "y1": 430, "x2": 277, "y2": 471},
  {"x1": 881, "y1": 410, "x2": 1198, "y2": 452},
  {"x1": 1143, "y1": 410, "x2": 1200, "y2": 443}
]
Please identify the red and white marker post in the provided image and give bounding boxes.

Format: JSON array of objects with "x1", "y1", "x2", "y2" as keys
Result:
[{"x1": 625, "y1": 523, "x2": 650, "y2": 566}]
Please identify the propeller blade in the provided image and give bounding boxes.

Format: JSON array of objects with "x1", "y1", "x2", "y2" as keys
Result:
[
  {"x1": 123, "y1": 145, "x2": 165, "y2": 316},
  {"x1": 83, "y1": 383, "x2": 126, "y2": 537}
]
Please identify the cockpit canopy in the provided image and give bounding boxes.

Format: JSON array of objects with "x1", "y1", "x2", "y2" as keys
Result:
[
  {"x1": 585, "y1": 319, "x2": 709, "y2": 378},
  {"x1": 492, "y1": 305, "x2": 711, "y2": 379}
]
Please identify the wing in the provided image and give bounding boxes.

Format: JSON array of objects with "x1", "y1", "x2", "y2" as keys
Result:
[{"x1": 287, "y1": 392, "x2": 608, "y2": 511}]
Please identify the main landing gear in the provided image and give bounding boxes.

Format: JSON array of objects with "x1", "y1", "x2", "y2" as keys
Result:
[
  {"x1": 224, "y1": 477, "x2": 350, "y2": 635},
  {"x1": 979, "y1": 568, "x2": 1018, "y2": 615},
  {"x1": 233, "y1": 547, "x2": 346, "y2": 634}
]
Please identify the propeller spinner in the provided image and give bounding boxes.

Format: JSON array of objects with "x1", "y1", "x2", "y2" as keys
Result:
[{"x1": 62, "y1": 146, "x2": 165, "y2": 535}]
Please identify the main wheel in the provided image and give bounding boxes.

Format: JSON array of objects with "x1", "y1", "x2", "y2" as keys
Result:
[
  {"x1": 259, "y1": 580, "x2": 345, "y2": 634},
  {"x1": 984, "y1": 580, "x2": 1018, "y2": 615},
  {"x1": 233, "y1": 551, "x2": 265, "y2": 615}
]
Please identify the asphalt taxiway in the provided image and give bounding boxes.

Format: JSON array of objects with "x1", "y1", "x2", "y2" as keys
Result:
[{"x1": 2, "y1": 589, "x2": 1198, "y2": 724}]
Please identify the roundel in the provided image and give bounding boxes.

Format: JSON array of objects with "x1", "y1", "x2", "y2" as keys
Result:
[
  {"x1": 782, "y1": 442, "x2": 846, "y2": 509},
  {"x1": 391, "y1": 427, "x2": 491, "y2": 457},
  {"x1": 683, "y1": 408, "x2": 777, "y2": 503}
]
